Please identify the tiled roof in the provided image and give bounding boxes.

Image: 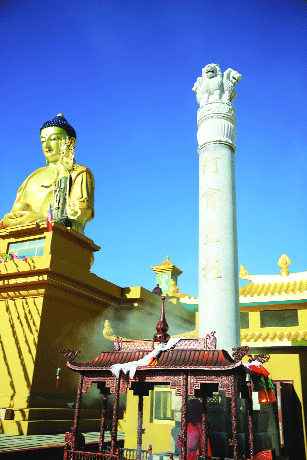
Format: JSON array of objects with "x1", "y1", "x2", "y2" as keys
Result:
[
  {"x1": 155, "y1": 259, "x2": 173, "y2": 268},
  {"x1": 239, "y1": 256, "x2": 307, "y2": 303},
  {"x1": 172, "y1": 329, "x2": 307, "y2": 345},
  {"x1": 239, "y1": 274, "x2": 307, "y2": 303},
  {"x1": 241, "y1": 330, "x2": 307, "y2": 346},
  {"x1": 67, "y1": 344, "x2": 240, "y2": 373},
  {"x1": 151, "y1": 255, "x2": 183, "y2": 276}
]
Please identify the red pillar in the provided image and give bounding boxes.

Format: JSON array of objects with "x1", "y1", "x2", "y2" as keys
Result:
[
  {"x1": 136, "y1": 393, "x2": 144, "y2": 460},
  {"x1": 71, "y1": 374, "x2": 84, "y2": 450},
  {"x1": 181, "y1": 373, "x2": 188, "y2": 460},
  {"x1": 230, "y1": 376, "x2": 239, "y2": 460},
  {"x1": 99, "y1": 393, "x2": 108, "y2": 453},
  {"x1": 111, "y1": 375, "x2": 121, "y2": 454},
  {"x1": 201, "y1": 395, "x2": 208, "y2": 460}
]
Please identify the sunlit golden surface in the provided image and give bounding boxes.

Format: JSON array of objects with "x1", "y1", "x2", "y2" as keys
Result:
[{"x1": 0, "y1": 126, "x2": 94, "y2": 234}]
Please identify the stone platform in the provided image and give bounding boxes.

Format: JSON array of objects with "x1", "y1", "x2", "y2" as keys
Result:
[{"x1": 0, "y1": 431, "x2": 124, "y2": 452}]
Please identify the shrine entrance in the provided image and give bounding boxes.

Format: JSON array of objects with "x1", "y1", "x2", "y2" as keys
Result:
[
  {"x1": 61, "y1": 298, "x2": 276, "y2": 460},
  {"x1": 62, "y1": 340, "x2": 254, "y2": 460}
]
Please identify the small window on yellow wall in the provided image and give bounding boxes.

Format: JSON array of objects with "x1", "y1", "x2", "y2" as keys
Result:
[
  {"x1": 260, "y1": 309, "x2": 298, "y2": 328},
  {"x1": 8, "y1": 238, "x2": 45, "y2": 258},
  {"x1": 153, "y1": 385, "x2": 174, "y2": 423}
]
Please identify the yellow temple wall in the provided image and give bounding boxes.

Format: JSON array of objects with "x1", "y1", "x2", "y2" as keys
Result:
[
  {"x1": 0, "y1": 223, "x2": 196, "y2": 435},
  {"x1": 120, "y1": 390, "x2": 174, "y2": 453},
  {"x1": 0, "y1": 295, "x2": 43, "y2": 410},
  {"x1": 240, "y1": 301, "x2": 307, "y2": 341},
  {"x1": 244, "y1": 347, "x2": 307, "y2": 454},
  {"x1": 0, "y1": 223, "x2": 119, "y2": 434},
  {"x1": 239, "y1": 297, "x2": 307, "y2": 455}
]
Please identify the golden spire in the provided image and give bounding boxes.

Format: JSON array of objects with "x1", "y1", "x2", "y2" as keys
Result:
[{"x1": 278, "y1": 254, "x2": 291, "y2": 277}]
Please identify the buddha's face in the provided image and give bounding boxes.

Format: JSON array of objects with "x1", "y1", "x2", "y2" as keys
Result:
[{"x1": 40, "y1": 126, "x2": 76, "y2": 165}]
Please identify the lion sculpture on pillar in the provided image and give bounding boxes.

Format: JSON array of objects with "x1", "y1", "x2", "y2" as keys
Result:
[
  {"x1": 222, "y1": 68, "x2": 242, "y2": 103},
  {"x1": 192, "y1": 63, "x2": 242, "y2": 106}
]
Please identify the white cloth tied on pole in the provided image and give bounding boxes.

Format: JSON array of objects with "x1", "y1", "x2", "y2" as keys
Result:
[{"x1": 110, "y1": 337, "x2": 182, "y2": 379}]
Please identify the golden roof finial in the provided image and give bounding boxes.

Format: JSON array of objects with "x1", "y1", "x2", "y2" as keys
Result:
[
  {"x1": 166, "y1": 254, "x2": 169, "y2": 260},
  {"x1": 57, "y1": 113, "x2": 64, "y2": 117},
  {"x1": 239, "y1": 265, "x2": 249, "y2": 280},
  {"x1": 278, "y1": 254, "x2": 291, "y2": 277},
  {"x1": 103, "y1": 320, "x2": 114, "y2": 338}
]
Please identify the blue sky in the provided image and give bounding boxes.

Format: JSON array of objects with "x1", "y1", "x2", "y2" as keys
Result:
[{"x1": 1, "y1": 0, "x2": 307, "y2": 296}]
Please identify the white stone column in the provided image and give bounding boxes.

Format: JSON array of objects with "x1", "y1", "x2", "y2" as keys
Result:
[{"x1": 192, "y1": 64, "x2": 242, "y2": 349}]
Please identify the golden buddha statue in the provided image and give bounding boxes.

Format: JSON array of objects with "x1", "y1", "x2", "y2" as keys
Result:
[{"x1": 0, "y1": 114, "x2": 94, "y2": 234}]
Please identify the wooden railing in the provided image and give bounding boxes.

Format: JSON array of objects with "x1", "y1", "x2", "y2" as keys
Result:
[
  {"x1": 64, "y1": 448, "x2": 274, "y2": 460},
  {"x1": 65, "y1": 452, "x2": 119, "y2": 460},
  {"x1": 118, "y1": 448, "x2": 149, "y2": 460}
]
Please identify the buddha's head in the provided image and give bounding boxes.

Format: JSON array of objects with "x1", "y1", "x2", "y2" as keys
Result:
[{"x1": 40, "y1": 114, "x2": 76, "y2": 165}]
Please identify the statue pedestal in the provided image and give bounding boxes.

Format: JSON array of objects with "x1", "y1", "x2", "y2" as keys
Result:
[{"x1": 0, "y1": 222, "x2": 122, "y2": 434}]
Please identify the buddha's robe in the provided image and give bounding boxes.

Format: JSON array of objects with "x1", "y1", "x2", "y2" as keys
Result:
[{"x1": 0, "y1": 164, "x2": 94, "y2": 234}]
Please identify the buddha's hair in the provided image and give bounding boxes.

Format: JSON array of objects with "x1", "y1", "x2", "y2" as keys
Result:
[{"x1": 40, "y1": 114, "x2": 76, "y2": 139}]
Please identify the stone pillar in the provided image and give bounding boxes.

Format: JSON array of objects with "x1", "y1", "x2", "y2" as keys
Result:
[{"x1": 192, "y1": 64, "x2": 242, "y2": 349}]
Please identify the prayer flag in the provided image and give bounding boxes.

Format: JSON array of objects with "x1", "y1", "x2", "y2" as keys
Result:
[
  {"x1": 9, "y1": 254, "x2": 16, "y2": 264},
  {"x1": 47, "y1": 204, "x2": 53, "y2": 231}
]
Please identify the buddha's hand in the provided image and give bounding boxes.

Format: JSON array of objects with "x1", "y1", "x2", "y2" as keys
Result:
[{"x1": 2, "y1": 210, "x2": 45, "y2": 227}]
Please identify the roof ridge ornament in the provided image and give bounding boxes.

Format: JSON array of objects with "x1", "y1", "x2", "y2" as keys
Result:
[
  {"x1": 153, "y1": 296, "x2": 170, "y2": 343},
  {"x1": 278, "y1": 254, "x2": 291, "y2": 277},
  {"x1": 59, "y1": 348, "x2": 80, "y2": 362},
  {"x1": 239, "y1": 265, "x2": 250, "y2": 280}
]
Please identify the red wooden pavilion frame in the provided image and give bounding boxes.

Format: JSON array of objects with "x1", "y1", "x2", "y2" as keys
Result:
[{"x1": 62, "y1": 297, "x2": 275, "y2": 460}]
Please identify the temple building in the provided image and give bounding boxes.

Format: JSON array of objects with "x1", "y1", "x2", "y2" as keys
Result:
[
  {"x1": 101, "y1": 253, "x2": 306, "y2": 458},
  {"x1": 151, "y1": 255, "x2": 182, "y2": 295},
  {"x1": 0, "y1": 88, "x2": 304, "y2": 459},
  {"x1": 0, "y1": 225, "x2": 195, "y2": 435}
]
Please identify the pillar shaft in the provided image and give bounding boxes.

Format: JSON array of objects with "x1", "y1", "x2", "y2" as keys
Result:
[
  {"x1": 111, "y1": 375, "x2": 121, "y2": 454},
  {"x1": 247, "y1": 395, "x2": 255, "y2": 460},
  {"x1": 193, "y1": 64, "x2": 242, "y2": 350},
  {"x1": 181, "y1": 374, "x2": 188, "y2": 460},
  {"x1": 201, "y1": 395, "x2": 208, "y2": 460},
  {"x1": 72, "y1": 374, "x2": 84, "y2": 451},
  {"x1": 136, "y1": 394, "x2": 144, "y2": 460},
  {"x1": 230, "y1": 377, "x2": 239, "y2": 460},
  {"x1": 99, "y1": 394, "x2": 108, "y2": 453},
  {"x1": 198, "y1": 143, "x2": 240, "y2": 348}
]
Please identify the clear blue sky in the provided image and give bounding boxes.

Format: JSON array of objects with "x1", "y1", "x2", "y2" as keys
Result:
[{"x1": 1, "y1": 0, "x2": 306, "y2": 296}]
